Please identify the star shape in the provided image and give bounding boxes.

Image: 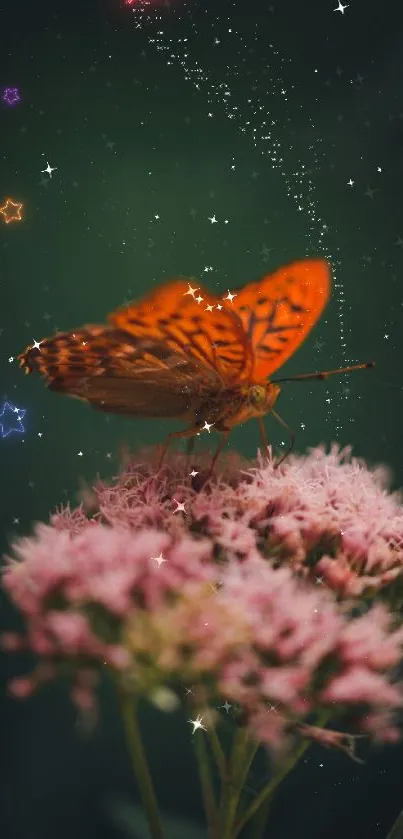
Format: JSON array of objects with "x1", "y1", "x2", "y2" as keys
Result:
[
  {"x1": 2, "y1": 87, "x2": 21, "y2": 106},
  {"x1": 152, "y1": 552, "x2": 166, "y2": 567},
  {"x1": 333, "y1": 1, "x2": 348, "y2": 12},
  {"x1": 41, "y1": 161, "x2": 57, "y2": 178},
  {"x1": 0, "y1": 401, "x2": 26, "y2": 438},
  {"x1": 184, "y1": 283, "x2": 199, "y2": 298},
  {"x1": 0, "y1": 198, "x2": 23, "y2": 224},
  {"x1": 208, "y1": 214, "x2": 218, "y2": 224},
  {"x1": 224, "y1": 290, "x2": 237, "y2": 304},
  {"x1": 188, "y1": 714, "x2": 207, "y2": 733},
  {"x1": 202, "y1": 421, "x2": 214, "y2": 433},
  {"x1": 173, "y1": 498, "x2": 186, "y2": 513}
]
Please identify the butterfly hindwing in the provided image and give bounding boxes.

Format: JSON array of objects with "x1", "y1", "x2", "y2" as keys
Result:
[{"x1": 18, "y1": 327, "x2": 220, "y2": 418}]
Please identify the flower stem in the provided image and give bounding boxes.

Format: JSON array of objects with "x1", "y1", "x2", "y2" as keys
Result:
[
  {"x1": 234, "y1": 740, "x2": 308, "y2": 837},
  {"x1": 386, "y1": 808, "x2": 403, "y2": 839},
  {"x1": 193, "y1": 732, "x2": 219, "y2": 839},
  {"x1": 208, "y1": 723, "x2": 228, "y2": 782},
  {"x1": 248, "y1": 797, "x2": 272, "y2": 839},
  {"x1": 219, "y1": 728, "x2": 256, "y2": 839},
  {"x1": 117, "y1": 685, "x2": 165, "y2": 839},
  {"x1": 234, "y1": 712, "x2": 330, "y2": 839}
]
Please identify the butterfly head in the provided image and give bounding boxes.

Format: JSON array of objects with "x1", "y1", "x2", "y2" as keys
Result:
[{"x1": 248, "y1": 382, "x2": 281, "y2": 415}]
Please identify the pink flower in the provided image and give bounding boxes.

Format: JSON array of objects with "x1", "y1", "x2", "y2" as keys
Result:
[{"x1": 3, "y1": 444, "x2": 403, "y2": 753}]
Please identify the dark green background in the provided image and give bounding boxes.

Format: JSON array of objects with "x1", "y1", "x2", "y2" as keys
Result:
[{"x1": 1, "y1": 0, "x2": 403, "y2": 837}]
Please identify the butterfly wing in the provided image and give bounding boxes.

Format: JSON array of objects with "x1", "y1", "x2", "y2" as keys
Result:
[
  {"x1": 232, "y1": 259, "x2": 331, "y2": 382},
  {"x1": 109, "y1": 279, "x2": 254, "y2": 384},
  {"x1": 18, "y1": 327, "x2": 221, "y2": 419}
]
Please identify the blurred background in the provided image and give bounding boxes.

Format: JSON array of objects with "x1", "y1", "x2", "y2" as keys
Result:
[{"x1": 1, "y1": 0, "x2": 403, "y2": 836}]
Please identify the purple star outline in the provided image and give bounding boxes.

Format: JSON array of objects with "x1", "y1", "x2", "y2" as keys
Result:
[
  {"x1": 2, "y1": 87, "x2": 21, "y2": 106},
  {"x1": 0, "y1": 401, "x2": 26, "y2": 437}
]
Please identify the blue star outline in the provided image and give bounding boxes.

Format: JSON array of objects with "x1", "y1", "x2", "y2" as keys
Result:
[{"x1": 0, "y1": 401, "x2": 26, "y2": 438}]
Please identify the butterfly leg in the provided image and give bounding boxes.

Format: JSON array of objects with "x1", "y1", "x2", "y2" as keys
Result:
[
  {"x1": 209, "y1": 428, "x2": 231, "y2": 474},
  {"x1": 158, "y1": 426, "x2": 201, "y2": 468},
  {"x1": 270, "y1": 409, "x2": 295, "y2": 468},
  {"x1": 257, "y1": 416, "x2": 270, "y2": 460}
]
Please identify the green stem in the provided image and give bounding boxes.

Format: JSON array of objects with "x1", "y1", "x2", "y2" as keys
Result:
[
  {"x1": 208, "y1": 723, "x2": 228, "y2": 782},
  {"x1": 193, "y1": 732, "x2": 219, "y2": 839},
  {"x1": 234, "y1": 738, "x2": 309, "y2": 837},
  {"x1": 117, "y1": 685, "x2": 165, "y2": 839},
  {"x1": 249, "y1": 796, "x2": 272, "y2": 839},
  {"x1": 234, "y1": 711, "x2": 330, "y2": 839},
  {"x1": 219, "y1": 728, "x2": 256, "y2": 839},
  {"x1": 386, "y1": 808, "x2": 403, "y2": 839}
]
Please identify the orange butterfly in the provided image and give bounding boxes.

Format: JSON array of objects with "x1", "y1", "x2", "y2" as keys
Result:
[{"x1": 18, "y1": 259, "x2": 373, "y2": 470}]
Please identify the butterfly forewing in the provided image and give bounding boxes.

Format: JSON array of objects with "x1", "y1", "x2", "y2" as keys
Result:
[
  {"x1": 18, "y1": 327, "x2": 220, "y2": 418},
  {"x1": 232, "y1": 259, "x2": 331, "y2": 381},
  {"x1": 109, "y1": 279, "x2": 254, "y2": 384}
]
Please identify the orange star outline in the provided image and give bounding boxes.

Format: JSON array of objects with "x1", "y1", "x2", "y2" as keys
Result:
[{"x1": 0, "y1": 198, "x2": 23, "y2": 224}]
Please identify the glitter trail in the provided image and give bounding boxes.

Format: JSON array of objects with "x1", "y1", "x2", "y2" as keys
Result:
[{"x1": 126, "y1": 2, "x2": 349, "y2": 428}]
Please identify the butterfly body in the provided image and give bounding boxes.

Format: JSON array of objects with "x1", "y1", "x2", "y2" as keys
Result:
[
  {"x1": 191, "y1": 382, "x2": 282, "y2": 432},
  {"x1": 18, "y1": 259, "x2": 337, "y2": 463}
]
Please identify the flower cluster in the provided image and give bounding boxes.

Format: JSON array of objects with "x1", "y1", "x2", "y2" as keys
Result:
[{"x1": 3, "y1": 445, "x2": 403, "y2": 753}]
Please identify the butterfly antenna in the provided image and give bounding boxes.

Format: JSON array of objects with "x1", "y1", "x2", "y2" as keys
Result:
[{"x1": 271, "y1": 360, "x2": 375, "y2": 384}]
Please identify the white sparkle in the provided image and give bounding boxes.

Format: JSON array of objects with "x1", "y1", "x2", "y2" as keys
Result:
[
  {"x1": 188, "y1": 714, "x2": 207, "y2": 733},
  {"x1": 184, "y1": 283, "x2": 199, "y2": 298},
  {"x1": 224, "y1": 290, "x2": 237, "y2": 304},
  {"x1": 41, "y1": 161, "x2": 57, "y2": 177}
]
